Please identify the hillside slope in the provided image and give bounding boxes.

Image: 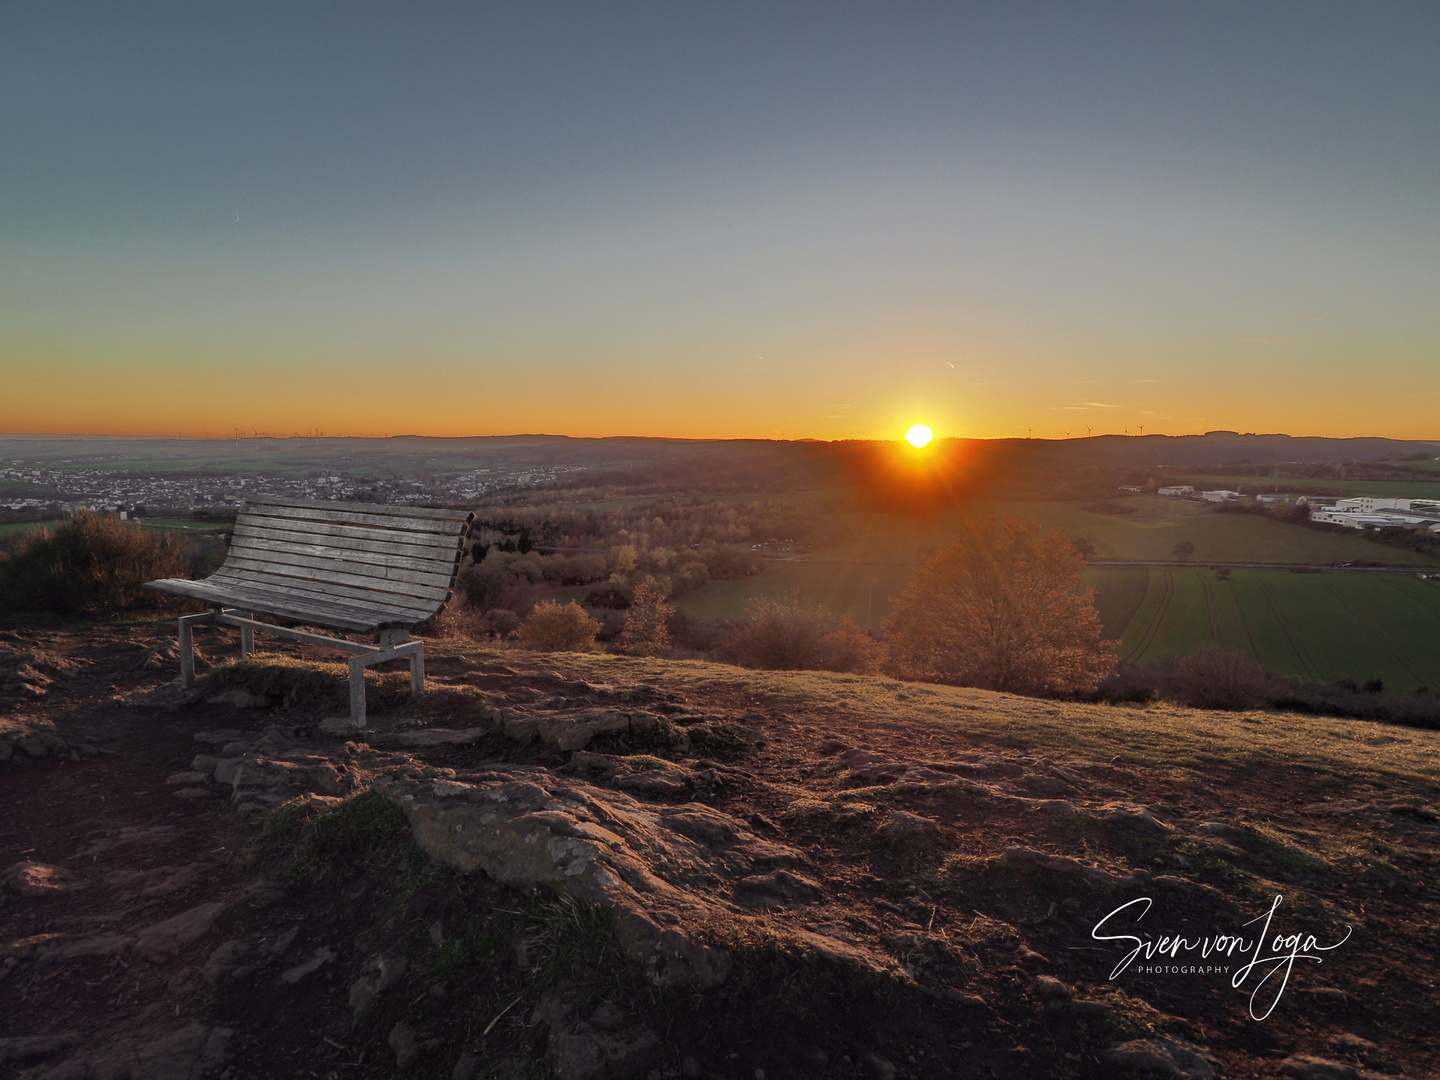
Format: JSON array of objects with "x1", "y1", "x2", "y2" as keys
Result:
[{"x1": 3, "y1": 624, "x2": 1438, "y2": 1080}]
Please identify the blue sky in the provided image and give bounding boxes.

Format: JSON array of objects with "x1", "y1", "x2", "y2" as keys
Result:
[{"x1": 4, "y1": 2, "x2": 1437, "y2": 439}]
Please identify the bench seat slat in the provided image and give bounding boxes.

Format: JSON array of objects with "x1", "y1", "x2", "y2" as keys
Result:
[
  {"x1": 223, "y1": 544, "x2": 457, "y2": 590},
  {"x1": 245, "y1": 503, "x2": 465, "y2": 535},
  {"x1": 248, "y1": 497, "x2": 473, "y2": 524},
  {"x1": 206, "y1": 568, "x2": 442, "y2": 617},
  {"x1": 148, "y1": 578, "x2": 411, "y2": 632},
  {"x1": 234, "y1": 516, "x2": 468, "y2": 552},
  {"x1": 201, "y1": 576, "x2": 437, "y2": 624},
  {"x1": 230, "y1": 523, "x2": 465, "y2": 565},
  {"x1": 212, "y1": 560, "x2": 452, "y2": 605},
  {"x1": 164, "y1": 574, "x2": 429, "y2": 622}
]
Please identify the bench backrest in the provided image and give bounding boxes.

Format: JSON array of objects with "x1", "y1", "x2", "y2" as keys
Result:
[{"x1": 211, "y1": 498, "x2": 474, "y2": 624}]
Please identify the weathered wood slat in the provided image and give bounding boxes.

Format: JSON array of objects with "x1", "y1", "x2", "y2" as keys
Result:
[
  {"x1": 248, "y1": 497, "x2": 473, "y2": 524},
  {"x1": 230, "y1": 524, "x2": 463, "y2": 567},
  {"x1": 204, "y1": 578, "x2": 437, "y2": 622},
  {"x1": 176, "y1": 572, "x2": 428, "y2": 621},
  {"x1": 203, "y1": 574, "x2": 437, "y2": 621},
  {"x1": 206, "y1": 570, "x2": 442, "y2": 619},
  {"x1": 228, "y1": 530, "x2": 458, "y2": 574},
  {"x1": 214, "y1": 557, "x2": 452, "y2": 603},
  {"x1": 233, "y1": 515, "x2": 466, "y2": 552},
  {"x1": 223, "y1": 544, "x2": 457, "y2": 590},
  {"x1": 147, "y1": 578, "x2": 402, "y2": 632},
  {"x1": 245, "y1": 503, "x2": 465, "y2": 535}
]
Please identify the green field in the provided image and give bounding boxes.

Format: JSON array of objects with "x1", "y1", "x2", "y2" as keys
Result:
[
  {"x1": 668, "y1": 499, "x2": 1440, "y2": 690},
  {"x1": 813, "y1": 498, "x2": 1440, "y2": 566},
  {"x1": 1097, "y1": 567, "x2": 1440, "y2": 691}
]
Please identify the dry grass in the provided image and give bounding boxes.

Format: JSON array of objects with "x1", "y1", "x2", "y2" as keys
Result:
[{"x1": 419, "y1": 639, "x2": 1440, "y2": 793}]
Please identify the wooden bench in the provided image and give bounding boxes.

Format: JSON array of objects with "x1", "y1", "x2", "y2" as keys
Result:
[{"x1": 146, "y1": 497, "x2": 473, "y2": 725}]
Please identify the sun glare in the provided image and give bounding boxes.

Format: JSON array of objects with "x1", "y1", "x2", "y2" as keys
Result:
[{"x1": 905, "y1": 423, "x2": 934, "y2": 448}]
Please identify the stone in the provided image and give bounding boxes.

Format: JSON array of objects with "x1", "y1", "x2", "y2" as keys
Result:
[
  {"x1": 450, "y1": 1052, "x2": 480, "y2": 1080},
  {"x1": 390, "y1": 773, "x2": 813, "y2": 986},
  {"x1": 0, "y1": 1033, "x2": 81, "y2": 1064},
  {"x1": 133, "y1": 901, "x2": 227, "y2": 962},
  {"x1": 733, "y1": 870, "x2": 825, "y2": 908},
  {"x1": 207, "y1": 688, "x2": 272, "y2": 709},
  {"x1": 1103, "y1": 804, "x2": 1171, "y2": 836},
  {"x1": 318, "y1": 716, "x2": 362, "y2": 737},
  {"x1": 877, "y1": 811, "x2": 940, "y2": 848},
  {"x1": 279, "y1": 946, "x2": 336, "y2": 984},
  {"x1": 1102, "y1": 1037, "x2": 1218, "y2": 1079},
  {"x1": 1034, "y1": 975, "x2": 1071, "y2": 1002},
  {"x1": 616, "y1": 766, "x2": 694, "y2": 798},
  {"x1": 40, "y1": 1023, "x2": 231, "y2": 1080},
  {"x1": 349, "y1": 954, "x2": 409, "y2": 1015},
  {"x1": 389, "y1": 1022, "x2": 422, "y2": 1071},
  {"x1": 166, "y1": 771, "x2": 210, "y2": 786},
  {"x1": 860, "y1": 1051, "x2": 898, "y2": 1080}
]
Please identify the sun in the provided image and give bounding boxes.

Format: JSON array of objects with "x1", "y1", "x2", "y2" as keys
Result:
[{"x1": 904, "y1": 423, "x2": 934, "y2": 449}]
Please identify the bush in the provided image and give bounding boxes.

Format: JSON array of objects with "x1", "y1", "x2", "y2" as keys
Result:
[
  {"x1": 613, "y1": 581, "x2": 673, "y2": 657},
  {"x1": 515, "y1": 600, "x2": 601, "y2": 652},
  {"x1": 1165, "y1": 646, "x2": 1278, "y2": 711},
  {"x1": 725, "y1": 594, "x2": 884, "y2": 674},
  {"x1": 0, "y1": 511, "x2": 190, "y2": 615}
]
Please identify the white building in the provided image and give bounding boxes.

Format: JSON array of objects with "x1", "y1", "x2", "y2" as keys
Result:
[
  {"x1": 1200, "y1": 490, "x2": 1242, "y2": 502},
  {"x1": 1157, "y1": 485, "x2": 1195, "y2": 497}
]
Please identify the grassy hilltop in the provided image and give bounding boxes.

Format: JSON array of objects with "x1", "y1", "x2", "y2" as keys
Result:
[{"x1": 4, "y1": 625, "x2": 1439, "y2": 1079}]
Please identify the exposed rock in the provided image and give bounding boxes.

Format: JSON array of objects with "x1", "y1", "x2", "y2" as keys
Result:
[
  {"x1": 279, "y1": 946, "x2": 336, "y2": 984},
  {"x1": 206, "y1": 688, "x2": 271, "y2": 709},
  {"x1": 450, "y1": 1051, "x2": 480, "y2": 1080},
  {"x1": 877, "y1": 811, "x2": 940, "y2": 848},
  {"x1": 0, "y1": 1033, "x2": 81, "y2": 1065},
  {"x1": 616, "y1": 765, "x2": 695, "y2": 798},
  {"x1": 1103, "y1": 804, "x2": 1171, "y2": 836},
  {"x1": 38, "y1": 1023, "x2": 231, "y2": 1080},
  {"x1": 388, "y1": 1022, "x2": 422, "y2": 1071},
  {"x1": 530, "y1": 991, "x2": 661, "y2": 1080},
  {"x1": 733, "y1": 870, "x2": 826, "y2": 908},
  {"x1": 348, "y1": 954, "x2": 409, "y2": 1015},
  {"x1": 1034, "y1": 975, "x2": 1071, "y2": 1002},
  {"x1": 132, "y1": 901, "x2": 227, "y2": 962},
  {"x1": 1102, "y1": 1037, "x2": 1217, "y2": 1079},
  {"x1": 388, "y1": 772, "x2": 830, "y2": 986}
]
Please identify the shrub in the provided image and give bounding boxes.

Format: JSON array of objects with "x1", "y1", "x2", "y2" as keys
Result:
[
  {"x1": 725, "y1": 594, "x2": 884, "y2": 674},
  {"x1": 515, "y1": 600, "x2": 600, "y2": 652},
  {"x1": 884, "y1": 517, "x2": 1116, "y2": 696},
  {"x1": 0, "y1": 511, "x2": 190, "y2": 615},
  {"x1": 613, "y1": 581, "x2": 673, "y2": 657},
  {"x1": 1166, "y1": 646, "x2": 1278, "y2": 711}
]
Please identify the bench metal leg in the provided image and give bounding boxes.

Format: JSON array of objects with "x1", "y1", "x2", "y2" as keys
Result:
[
  {"x1": 409, "y1": 643, "x2": 425, "y2": 692},
  {"x1": 177, "y1": 610, "x2": 218, "y2": 689},
  {"x1": 237, "y1": 611, "x2": 254, "y2": 657}
]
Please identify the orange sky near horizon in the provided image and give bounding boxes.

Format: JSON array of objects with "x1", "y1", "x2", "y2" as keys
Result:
[{"x1": 4, "y1": 6, "x2": 1437, "y2": 446}]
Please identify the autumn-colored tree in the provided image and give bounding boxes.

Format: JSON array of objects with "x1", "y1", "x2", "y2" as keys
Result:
[
  {"x1": 883, "y1": 517, "x2": 1117, "y2": 695},
  {"x1": 614, "y1": 581, "x2": 674, "y2": 656},
  {"x1": 516, "y1": 600, "x2": 601, "y2": 653}
]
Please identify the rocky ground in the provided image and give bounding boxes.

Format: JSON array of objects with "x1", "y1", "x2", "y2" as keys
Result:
[{"x1": 2, "y1": 619, "x2": 1439, "y2": 1080}]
